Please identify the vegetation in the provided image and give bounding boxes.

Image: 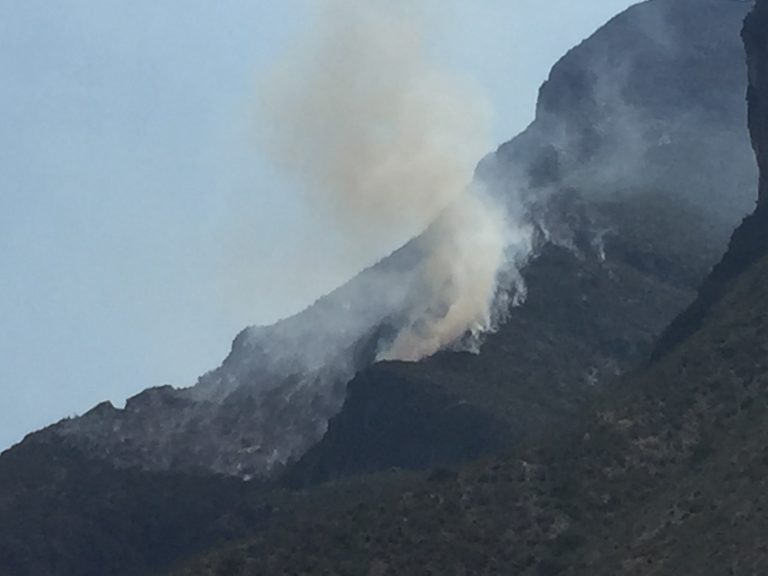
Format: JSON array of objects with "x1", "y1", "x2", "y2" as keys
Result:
[
  {"x1": 1, "y1": 1, "x2": 766, "y2": 575},
  {"x1": 171, "y1": 243, "x2": 768, "y2": 575}
]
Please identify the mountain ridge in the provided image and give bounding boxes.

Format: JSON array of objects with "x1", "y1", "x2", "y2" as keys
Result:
[
  {"x1": 0, "y1": 2, "x2": 765, "y2": 574},
  {"x1": 27, "y1": 0, "x2": 756, "y2": 483},
  {"x1": 169, "y1": 5, "x2": 768, "y2": 573}
]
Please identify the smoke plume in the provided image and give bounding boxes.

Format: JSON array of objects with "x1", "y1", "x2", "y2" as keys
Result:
[{"x1": 258, "y1": 0, "x2": 525, "y2": 361}]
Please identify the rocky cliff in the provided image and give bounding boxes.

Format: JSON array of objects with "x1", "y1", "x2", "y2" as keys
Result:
[
  {"x1": 171, "y1": 3, "x2": 768, "y2": 573},
  {"x1": 653, "y1": 0, "x2": 768, "y2": 359},
  {"x1": 33, "y1": 0, "x2": 755, "y2": 482},
  {"x1": 746, "y1": 0, "x2": 768, "y2": 205},
  {"x1": 0, "y1": 2, "x2": 766, "y2": 575},
  {"x1": 288, "y1": 0, "x2": 758, "y2": 484}
]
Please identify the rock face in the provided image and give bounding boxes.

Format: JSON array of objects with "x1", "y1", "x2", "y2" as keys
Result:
[
  {"x1": 47, "y1": 236, "x2": 446, "y2": 477},
  {"x1": 746, "y1": 0, "x2": 768, "y2": 205},
  {"x1": 173, "y1": 4, "x2": 768, "y2": 573},
  {"x1": 181, "y1": 247, "x2": 768, "y2": 576},
  {"x1": 33, "y1": 0, "x2": 757, "y2": 480},
  {"x1": 289, "y1": 0, "x2": 758, "y2": 484},
  {"x1": 481, "y1": 0, "x2": 756, "y2": 223},
  {"x1": 1, "y1": 2, "x2": 767, "y2": 575},
  {"x1": 653, "y1": 0, "x2": 768, "y2": 359},
  {"x1": 288, "y1": 217, "x2": 723, "y2": 484}
]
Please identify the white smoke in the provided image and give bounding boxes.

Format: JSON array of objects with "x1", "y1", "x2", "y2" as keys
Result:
[
  {"x1": 379, "y1": 186, "x2": 523, "y2": 361},
  {"x1": 258, "y1": 0, "x2": 529, "y2": 361}
]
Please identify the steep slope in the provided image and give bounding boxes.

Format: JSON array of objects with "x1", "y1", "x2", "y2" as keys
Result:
[
  {"x1": 654, "y1": 0, "x2": 768, "y2": 359},
  {"x1": 287, "y1": 0, "x2": 756, "y2": 484},
  {"x1": 288, "y1": 200, "x2": 723, "y2": 485},
  {"x1": 170, "y1": 7, "x2": 768, "y2": 574},
  {"x1": 0, "y1": 2, "x2": 764, "y2": 575},
  {"x1": 35, "y1": 0, "x2": 755, "y2": 481},
  {"x1": 171, "y1": 249, "x2": 768, "y2": 575},
  {"x1": 481, "y1": 0, "x2": 756, "y2": 219}
]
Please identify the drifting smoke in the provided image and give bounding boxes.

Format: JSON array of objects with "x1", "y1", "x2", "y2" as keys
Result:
[
  {"x1": 259, "y1": 0, "x2": 525, "y2": 361},
  {"x1": 380, "y1": 191, "x2": 514, "y2": 361}
]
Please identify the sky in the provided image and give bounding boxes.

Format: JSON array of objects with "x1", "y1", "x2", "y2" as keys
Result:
[{"x1": 0, "y1": 0, "x2": 638, "y2": 451}]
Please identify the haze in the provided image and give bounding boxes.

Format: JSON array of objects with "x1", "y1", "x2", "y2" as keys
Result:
[{"x1": 0, "y1": 0, "x2": 638, "y2": 450}]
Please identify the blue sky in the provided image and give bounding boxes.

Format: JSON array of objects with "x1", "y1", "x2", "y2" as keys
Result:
[{"x1": 0, "y1": 0, "x2": 637, "y2": 450}]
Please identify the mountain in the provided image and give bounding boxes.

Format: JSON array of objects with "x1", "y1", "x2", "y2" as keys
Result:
[
  {"x1": 168, "y1": 2, "x2": 768, "y2": 574},
  {"x1": 0, "y1": 1, "x2": 764, "y2": 575},
  {"x1": 287, "y1": 0, "x2": 757, "y2": 485},
  {"x1": 654, "y1": 0, "x2": 768, "y2": 359},
  {"x1": 173, "y1": 244, "x2": 768, "y2": 576},
  {"x1": 33, "y1": 0, "x2": 756, "y2": 482}
]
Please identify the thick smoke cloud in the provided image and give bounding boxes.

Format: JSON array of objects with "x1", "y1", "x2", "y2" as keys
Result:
[
  {"x1": 381, "y1": 186, "x2": 532, "y2": 360},
  {"x1": 258, "y1": 0, "x2": 527, "y2": 360}
]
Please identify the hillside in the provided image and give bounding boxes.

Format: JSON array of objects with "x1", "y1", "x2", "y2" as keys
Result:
[
  {"x1": 36, "y1": 0, "x2": 755, "y2": 482},
  {"x1": 171, "y1": 243, "x2": 768, "y2": 575},
  {"x1": 0, "y1": 1, "x2": 764, "y2": 575},
  {"x1": 169, "y1": 5, "x2": 768, "y2": 573},
  {"x1": 288, "y1": 0, "x2": 756, "y2": 485}
]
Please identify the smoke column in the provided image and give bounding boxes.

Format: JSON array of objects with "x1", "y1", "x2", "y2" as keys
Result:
[{"x1": 259, "y1": 0, "x2": 527, "y2": 361}]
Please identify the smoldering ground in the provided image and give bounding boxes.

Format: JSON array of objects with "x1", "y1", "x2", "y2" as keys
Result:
[{"x1": 256, "y1": 0, "x2": 530, "y2": 361}]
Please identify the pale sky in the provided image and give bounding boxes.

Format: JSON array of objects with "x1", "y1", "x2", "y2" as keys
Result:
[{"x1": 0, "y1": 0, "x2": 639, "y2": 450}]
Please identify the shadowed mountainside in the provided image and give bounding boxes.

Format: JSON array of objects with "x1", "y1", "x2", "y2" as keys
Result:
[
  {"x1": 169, "y1": 3, "x2": 768, "y2": 573},
  {"x1": 654, "y1": 0, "x2": 768, "y2": 359},
  {"x1": 287, "y1": 0, "x2": 757, "y2": 485},
  {"x1": 0, "y1": 1, "x2": 765, "y2": 575},
  {"x1": 34, "y1": 0, "x2": 756, "y2": 482},
  {"x1": 172, "y1": 247, "x2": 768, "y2": 575}
]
